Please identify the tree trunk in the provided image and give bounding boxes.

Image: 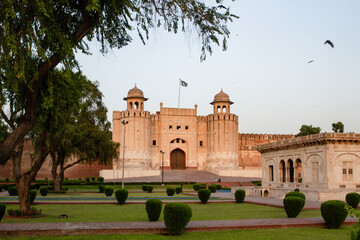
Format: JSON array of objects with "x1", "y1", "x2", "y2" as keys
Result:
[{"x1": 16, "y1": 176, "x2": 32, "y2": 211}]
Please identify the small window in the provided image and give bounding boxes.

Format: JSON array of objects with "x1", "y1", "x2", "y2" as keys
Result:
[
  {"x1": 199, "y1": 141, "x2": 203, "y2": 147},
  {"x1": 182, "y1": 140, "x2": 185, "y2": 143},
  {"x1": 169, "y1": 125, "x2": 173, "y2": 129},
  {"x1": 349, "y1": 169, "x2": 353, "y2": 175},
  {"x1": 176, "y1": 138, "x2": 180, "y2": 143},
  {"x1": 177, "y1": 126, "x2": 181, "y2": 130},
  {"x1": 185, "y1": 126, "x2": 189, "y2": 130},
  {"x1": 343, "y1": 169, "x2": 347, "y2": 174},
  {"x1": 170, "y1": 140, "x2": 174, "y2": 143},
  {"x1": 152, "y1": 140, "x2": 156, "y2": 146}
]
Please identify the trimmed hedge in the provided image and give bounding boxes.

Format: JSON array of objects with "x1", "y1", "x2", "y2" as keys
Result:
[
  {"x1": 175, "y1": 187, "x2": 181, "y2": 194},
  {"x1": 0, "y1": 203, "x2": 5, "y2": 222},
  {"x1": 216, "y1": 184, "x2": 222, "y2": 190},
  {"x1": 145, "y1": 199, "x2": 162, "y2": 221},
  {"x1": 283, "y1": 196, "x2": 305, "y2": 218},
  {"x1": 321, "y1": 200, "x2": 348, "y2": 229},
  {"x1": 29, "y1": 190, "x2": 37, "y2": 205},
  {"x1": 8, "y1": 186, "x2": 17, "y2": 196},
  {"x1": 91, "y1": 177, "x2": 96, "y2": 181},
  {"x1": 164, "y1": 202, "x2": 192, "y2": 235},
  {"x1": 346, "y1": 192, "x2": 360, "y2": 209},
  {"x1": 167, "y1": 188, "x2": 175, "y2": 196},
  {"x1": 199, "y1": 184, "x2": 207, "y2": 190},
  {"x1": 285, "y1": 191, "x2": 306, "y2": 201},
  {"x1": 104, "y1": 187, "x2": 114, "y2": 197},
  {"x1": 97, "y1": 176, "x2": 104, "y2": 183},
  {"x1": 147, "y1": 186, "x2": 154, "y2": 193},
  {"x1": 235, "y1": 189, "x2": 246, "y2": 203},
  {"x1": 208, "y1": 184, "x2": 217, "y2": 193},
  {"x1": 85, "y1": 177, "x2": 90, "y2": 183},
  {"x1": 98, "y1": 184, "x2": 105, "y2": 193},
  {"x1": 39, "y1": 186, "x2": 48, "y2": 196},
  {"x1": 198, "y1": 189, "x2": 211, "y2": 204},
  {"x1": 115, "y1": 189, "x2": 128, "y2": 205},
  {"x1": 142, "y1": 185, "x2": 148, "y2": 192},
  {"x1": 193, "y1": 184, "x2": 200, "y2": 191}
]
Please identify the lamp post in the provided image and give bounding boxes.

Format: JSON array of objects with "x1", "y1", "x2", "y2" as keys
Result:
[
  {"x1": 121, "y1": 120, "x2": 129, "y2": 189},
  {"x1": 160, "y1": 150, "x2": 165, "y2": 185}
]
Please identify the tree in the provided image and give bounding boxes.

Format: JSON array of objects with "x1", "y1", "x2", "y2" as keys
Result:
[
  {"x1": 0, "y1": 0, "x2": 238, "y2": 164},
  {"x1": 332, "y1": 122, "x2": 344, "y2": 133},
  {"x1": 296, "y1": 125, "x2": 321, "y2": 137}
]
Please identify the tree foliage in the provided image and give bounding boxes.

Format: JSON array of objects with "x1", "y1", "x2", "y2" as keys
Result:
[
  {"x1": 296, "y1": 125, "x2": 321, "y2": 137},
  {"x1": 0, "y1": 0, "x2": 238, "y2": 163},
  {"x1": 332, "y1": 121, "x2": 344, "y2": 133}
]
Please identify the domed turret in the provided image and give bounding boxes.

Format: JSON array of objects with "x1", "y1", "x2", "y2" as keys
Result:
[
  {"x1": 210, "y1": 89, "x2": 233, "y2": 114},
  {"x1": 124, "y1": 84, "x2": 148, "y2": 110}
]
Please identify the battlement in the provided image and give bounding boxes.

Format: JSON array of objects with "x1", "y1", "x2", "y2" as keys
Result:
[
  {"x1": 207, "y1": 113, "x2": 238, "y2": 121},
  {"x1": 160, "y1": 107, "x2": 196, "y2": 116},
  {"x1": 197, "y1": 116, "x2": 208, "y2": 122},
  {"x1": 238, "y1": 133, "x2": 294, "y2": 148},
  {"x1": 113, "y1": 110, "x2": 151, "y2": 119}
]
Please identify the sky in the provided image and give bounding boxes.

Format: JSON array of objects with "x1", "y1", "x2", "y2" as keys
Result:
[{"x1": 75, "y1": 1, "x2": 360, "y2": 135}]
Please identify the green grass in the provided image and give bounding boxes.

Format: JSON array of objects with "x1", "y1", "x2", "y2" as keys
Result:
[
  {"x1": 65, "y1": 184, "x2": 195, "y2": 192},
  {"x1": 1, "y1": 227, "x2": 352, "y2": 240},
  {"x1": 2, "y1": 203, "x2": 321, "y2": 223}
]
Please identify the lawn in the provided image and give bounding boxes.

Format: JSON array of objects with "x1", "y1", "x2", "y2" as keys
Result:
[
  {"x1": 1, "y1": 203, "x2": 321, "y2": 223},
  {"x1": 0, "y1": 227, "x2": 352, "y2": 240},
  {"x1": 66, "y1": 184, "x2": 195, "y2": 192}
]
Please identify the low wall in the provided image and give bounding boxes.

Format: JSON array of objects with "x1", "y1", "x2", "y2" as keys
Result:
[
  {"x1": 100, "y1": 169, "x2": 161, "y2": 179},
  {"x1": 209, "y1": 168, "x2": 261, "y2": 178}
]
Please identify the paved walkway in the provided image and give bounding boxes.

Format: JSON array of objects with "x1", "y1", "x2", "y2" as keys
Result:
[{"x1": 0, "y1": 217, "x2": 357, "y2": 237}]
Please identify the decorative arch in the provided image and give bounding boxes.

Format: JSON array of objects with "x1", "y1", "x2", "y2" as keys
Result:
[
  {"x1": 265, "y1": 159, "x2": 275, "y2": 182},
  {"x1": 279, "y1": 160, "x2": 286, "y2": 182},
  {"x1": 287, "y1": 159, "x2": 294, "y2": 182}
]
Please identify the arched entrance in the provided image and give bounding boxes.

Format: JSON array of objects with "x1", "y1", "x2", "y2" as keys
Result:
[{"x1": 170, "y1": 149, "x2": 185, "y2": 169}]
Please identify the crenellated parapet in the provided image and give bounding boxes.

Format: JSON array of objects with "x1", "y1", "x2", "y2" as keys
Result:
[
  {"x1": 114, "y1": 110, "x2": 151, "y2": 119},
  {"x1": 206, "y1": 113, "x2": 238, "y2": 122}
]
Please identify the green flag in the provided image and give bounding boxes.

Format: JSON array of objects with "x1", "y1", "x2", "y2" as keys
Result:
[{"x1": 179, "y1": 79, "x2": 188, "y2": 87}]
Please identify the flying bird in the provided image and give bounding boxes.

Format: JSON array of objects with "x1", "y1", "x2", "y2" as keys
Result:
[
  {"x1": 324, "y1": 40, "x2": 334, "y2": 48},
  {"x1": 308, "y1": 60, "x2": 314, "y2": 63}
]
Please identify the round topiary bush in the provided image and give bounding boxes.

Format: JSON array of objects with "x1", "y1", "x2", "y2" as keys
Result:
[
  {"x1": 175, "y1": 187, "x2": 181, "y2": 194},
  {"x1": 285, "y1": 191, "x2": 306, "y2": 201},
  {"x1": 167, "y1": 188, "x2": 175, "y2": 196},
  {"x1": 235, "y1": 189, "x2": 246, "y2": 203},
  {"x1": 193, "y1": 184, "x2": 200, "y2": 191},
  {"x1": 208, "y1": 184, "x2": 217, "y2": 193},
  {"x1": 29, "y1": 190, "x2": 37, "y2": 205},
  {"x1": 39, "y1": 186, "x2": 48, "y2": 196},
  {"x1": 199, "y1": 184, "x2": 207, "y2": 190},
  {"x1": 0, "y1": 203, "x2": 6, "y2": 221},
  {"x1": 104, "y1": 187, "x2": 114, "y2": 197},
  {"x1": 198, "y1": 189, "x2": 211, "y2": 204},
  {"x1": 145, "y1": 199, "x2": 162, "y2": 221},
  {"x1": 216, "y1": 184, "x2": 222, "y2": 190},
  {"x1": 283, "y1": 196, "x2": 305, "y2": 218},
  {"x1": 91, "y1": 177, "x2": 96, "y2": 181},
  {"x1": 142, "y1": 185, "x2": 148, "y2": 192},
  {"x1": 115, "y1": 189, "x2": 128, "y2": 205},
  {"x1": 8, "y1": 186, "x2": 17, "y2": 196},
  {"x1": 85, "y1": 177, "x2": 90, "y2": 183},
  {"x1": 34, "y1": 184, "x2": 40, "y2": 190},
  {"x1": 97, "y1": 176, "x2": 104, "y2": 183},
  {"x1": 164, "y1": 202, "x2": 192, "y2": 235},
  {"x1": 147, "y1": 186, "x2": 154, "y2": 193},
  {"x1": 98, "y1": 184, "x2": 105, "y2": 193},
  {"x1": 321, "y1": 200, "x2": 348, "y2": 229},
  {"x1": 346, "y1": 192, "x2": 360, "y2": 209}
]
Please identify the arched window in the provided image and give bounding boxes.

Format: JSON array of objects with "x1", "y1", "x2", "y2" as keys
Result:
[
  {"x1": 135, "y1": 102, "x2": 139, "y2": 109},
  {"x1": 222, "y1": 105, "x2": 226, "y2": 112},
  {"x1": 129, "y1": 102, "x2": 133, "y2": 109},
  {"x1": 287, "y1": 159, "x2": 294, "y2": 182},
  {"x1": 279, "y1": 160, "x2": 285, "y2": 182},
  {"x1": 217, "y1": 106, "x2": 221, "y2": 113}
]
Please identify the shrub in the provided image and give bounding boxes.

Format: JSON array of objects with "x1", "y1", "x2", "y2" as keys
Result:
[
  {"x1": 167, "y1": 188, "x2": 175, "y2": 196},
  {"x1": 97, "y1": 176, "x2": 104, "y2": 183},
  {"x1": 216, "y1": 184, "x2": 222, "y2": 190},
  {"x1": 198, "y1": 189, "x2": 211, "y2": 204},
  {"x1": 8, "y1": 186, "x2": 17, "y2": 196},
  {"x1": 39, "y1": 186, "x2": 48, "y2": 196},
  {"x1": 147, "y1": 186, "x2": 154, "y2": 193},
  {"x1": 0, "y1": 203, "x2": 5, "y2": 221},
  {"x1": 115, "y1": 189, "x2": 128, "y2": 205},
  {"x1": 98, "y1": 184, "x2": 105, "y2": 193},
  {"x1": 0, "y1": 185, "x2": 3, "y2": 192},
  {"x1": 7, "y1": 207, "x2": 41, "y2": 217},
  {"x1": 285, "y1": 191, "x2": 306, "y2": 201},
  {"x1": 5, "y1": 178, "x2": 9, "y2": 182},
  {"x1": 29, "y1": 190, "x2": 37, "y2": 205},
  {"x1": 78, "y1": 178, "x2": 82, "y2": 181},
  {"x1": 199, "y1": 184, "x2": 207, "y2": 189},
  {"x1": 45, "y1": 177, "x2": 48, "y2": 181},
  {"x1": 235, "y1": 189, "x2": 246, "y2": 203},
  {"x1": 34, "y1": 184, "x2": 40, "y2": 190},
  {"x1": 346, "y1": 192, "x2": 360, "y2": 209},
  {"x1": 145, "y1": 199, "x2": 162, "y2": 221},
  {"x1": 104, "y1": 187, "x2": 114, "y2": 196},
  {"x1": 193, "y1": 184, "x2": 200, "y2": 191},
  {"x1": 85, "y1": 177, "x2": 90, "y2": 183},
  {"x1": 142, "y1": 185, "x2": 148, "y2": 192},
  {"x1": 321, "y1": 200, "x2": 348, "y2": 229},
  {"x1": 175, "y1": 187, "x2": 181, "y2": 194},
  {"x1": 91, "y1": 177, "x2": 96, "y2": 181},
  {"x1": 164, "y1": 203, "x2": 192, "y2": 235},
  {"x1": 208, "y1": 184, "x2": 217, "y2": 193},
  {"x1": 222, "y1": 187, "x2": 231, "y2": 190},
  {"x1": 283, "y1": 196, "x2": 305, "y2": 218}
]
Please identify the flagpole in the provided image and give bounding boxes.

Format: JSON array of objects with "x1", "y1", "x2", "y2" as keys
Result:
[{"x1": 178, "y1": 79, "x2": 181, "y2": 108}]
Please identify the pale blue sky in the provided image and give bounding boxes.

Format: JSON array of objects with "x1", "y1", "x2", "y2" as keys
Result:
[{"x1": 76, "y1": 1, "x2": 360, "y2": 134}]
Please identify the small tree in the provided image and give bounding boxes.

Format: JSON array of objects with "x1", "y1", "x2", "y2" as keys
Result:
[
  {"x1": 296, "y1": 125, "x2": 321, "y2": 137},
  {"x1": 332, "y1": 122, "x2": 344, "y2": 133},
  {"x1": 164, "y1": 203, "x2": 192, "y2": 236},
  {"x1": 145, "y1": 199, "x2": 162, "y2": 221}
]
